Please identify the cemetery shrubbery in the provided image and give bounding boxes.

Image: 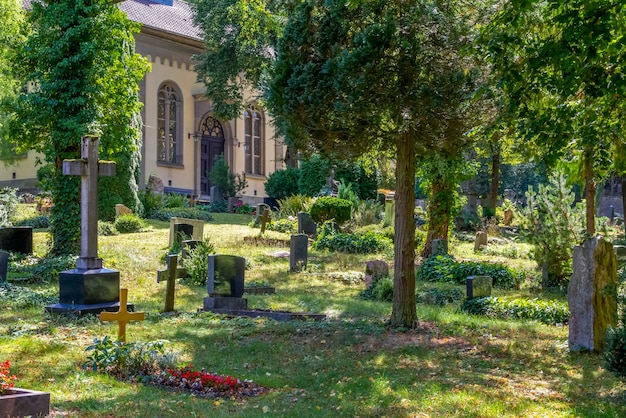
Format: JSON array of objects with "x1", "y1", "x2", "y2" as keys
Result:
[
  {"x1": 313, "y1": 222, "x2": 392, "y2": 254},
  {"x1": 461, "y1": 296, "x2": 569, "y2": 325},
  {"x1": 604, "y1": 289, "x2": 626, "y2": 381},
  {"x1": 13, "y1": 214, "x2": 50, "y2": 229},
  {"x1": 277, "y1": 195, "x2": 312, "y2": 217},
  {"x1": 309, "y1": 196, "x2": 352, "y2": 224},
  {"x1": 0, "y1": 187, "x2": 19, "y2": 226},
  {"x1": 416, "y1": 254, "x2": 524, "y2": 289},
  {"x1": 416, "y1": 287, "x2": 465, "y2": 306},
  {"x1": 0, "y1": 283, "x2": 57, "y2": 309},
  {"x1": 264, "y1": 167, "x2": 300, "y2": 199},
  {"x1": 9, "y1": 254, "x2": 75, "y2": 283},
  {"x1": 149, "y1": 207, "x2": 213, "y2": 222},
  {"x1": 183, "y1": 239, "x2": 216, "y2": 286},
  {"x1": 98, "y1": 220, "x2": 118, "y2": 236},
  {"x1": 114, "y1": 214, "x2": 146, "y2": 233}
]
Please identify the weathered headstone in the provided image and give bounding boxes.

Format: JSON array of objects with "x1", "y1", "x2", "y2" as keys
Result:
[
  {"x1": 255, "y1": 203, "x2": 270, "y2": 221},
  {"x1": 146, "y1": 174, "x2": 164, "y2": 193},
  {"x1": 210, "y1": 186, "x2": 224, "y2": 204},
  {"x1": 503, "y1": 209, "x2": 513, "y2": 226},
  {"x1": 432, "y1": 239, "x2": 448, "y2": 256},
  {"x1": 159, "y1": 255, "x2": 179, "y2": 312},
  {"x1": 99, "y1": 288, "x2": 145, "y2": 343},
  {"x1": 297, "y1": 212, "x2": 317, "y2": 237},
  {"x1": 228, "y1": 197, "x2": 243, "y2": 213},
  {"x1": 466, "y1": 276, "x2": 492, "y2": 299},
  {"x1": 259, "y1": 209, "x2": 272, "y2": 234},
  {"x1": 46, "y1": 137, "x2": 125, "y2": 315},
  {"x1": 290, "y1": 234, "x2": 308, "y2": 272},
  {"x1": 568, "y1": 236, "x2": 618, "y2": 352},
  {"x1": 474, "y1": 231, "x2": 488, "y2": 251},
  {"x1": 614, "y1": 245, "x2": 626, "y2": 264},
  {"x1": 115, "y1": 204, "x2": 133, "y2": 217},
  {"x1": 364, "y1": 260, "x2": 389, "y2": 289},
  {"x1": 0, "y1": 226, "x2": 33, "y2": 254},
  {"x1": 168, "y1": 217, "x2": 204, "y2": 246},
  {"x1": 172, "y1": 223, "x2": 193, "y2": 246},
  {"x1": 203, "y1": 255, "x2": 247, "y2": 310},
  {"x1": 0, "y1": 250, "x2": 8, "y2": 283}
]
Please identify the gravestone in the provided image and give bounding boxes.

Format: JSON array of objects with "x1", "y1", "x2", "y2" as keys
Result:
[
  {"x1": 146, "y1": 174, "x2": 164, "y2": 193},
  {"x1": 46, "y1": 137, "x2": 126, "y2": 315},
  {"x1": 115, "y1": 204, "x2": 133, "y2": 217},
  {"x1": 0, "y1": 250, "x2": 8, "y2": 283},
  {"x1": 210, "y1": 186, "x2": 224, "y2": 204},
  {"x1": 614, "y1": 245, "x2": 626, "y2": 264},
  {"x1": 290, "y1": 234, "x2": 308, "y2": 272},
  {"x1": 474, "y1": 231, "x2": 488, "y2": 251},
  {"x1": 503, "y1": 209, "x2": 513, "y2": 226},
  {"x1": 364, "y1": 260, "x2": 389, "y2": 289},
  {"x1": 0, "y1": 226, "x2": 33, "y2": 254},
  {"x1": 568, "y1": 236, "x2": 618, "y2": 352},
  {"x1": 466, "y1": 276, "x2": 492, "y2": 299},
  {"x1": 99, "y1": 288, "x2": 145, "y2": 343},
  {"x1": 168, "y1": 217, "x2": 204, "y2": 246},
  {"x1": 172, "y1": 223, "x2": 193, "y2": 246},
  {"x1": 203, "y1": 255, "x2": 247, "y2": 310},
  {"x1": 432, "y1": 239, "x2": 448, "y2": 256},
  {"x1": 297, "y1": 212, "x2": 317, "y2": 237},
  {"x1": 255, "y1": 203, "x2": 270, "y2": 221},
  {"x1": 227, "y1": 197, "x2": 243, "y2": 213}
]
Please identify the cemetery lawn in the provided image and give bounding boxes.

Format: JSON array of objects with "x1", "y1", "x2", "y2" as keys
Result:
[{"x1": 1, "y1": 216, "x2": 625, "y2": 417}]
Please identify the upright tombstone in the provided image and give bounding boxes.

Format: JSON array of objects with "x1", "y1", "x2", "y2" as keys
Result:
[
  {"x1": 115, "y1": 204, "x2": 133, "y2": 217},
  {"x1": 0, "y1": 226, "x2": 33, "y2": 254},
  {"x1": 297, "y1": 212, "x2": 317, "y2": 237},
  {"x1": 474, "y1": 231, "x2": 488, "y2": 251},
  {"x1": 168, "y1": 217, "x2": 203, "y2": 246},
  {"x1": 614, "y1": 245, "x2": 626, "y2": 265},
  {"x1": 503, "y1": 209, "x2": 514, "y2": 226},
  {"x1": 568, "y1": 236, "x2": 618, "y2": 352},
  {"x1": 210, "y1": 186, "x2": 224, "y2": 204},
  {"x1": 203, "y1": 255, "x2": 247, "y2": 310},
  {"x1": 227, "y1": 197, "x2": 243, "y2": 213},
  {"x1": 290, "y1": 234, "x2": 308, "y2": 272},
  {"x1": 431, "y1": 239, "x2": 448, "y2": 256},
  {"x1": 255, "y1": 203, "x2": 270, "y2": 221},
  {"x1": 0, "y1": 250, "x2": 8, "y2": 283},
  {"x1": 466, "y1": 276, "x2": 492, "y2": 299},
  {"x1": 364, "y1": 260, "x2": 389, "y2": 289},
  {"x1": 46, "y1": 137, "x2": 126, "y2": 315},
  {"x1": 259, "y1": 209, "x2": 272, "y2": 234}
]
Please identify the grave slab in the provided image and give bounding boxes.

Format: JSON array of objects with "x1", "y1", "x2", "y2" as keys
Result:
[{"x1": 466, "y1": 275, "x2": 492, "y2": 299}]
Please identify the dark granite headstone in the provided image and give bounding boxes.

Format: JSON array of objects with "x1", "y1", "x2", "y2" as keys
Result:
[
  {"x1": 297, "y1": 212, "x2": 317, "y2": 237},
  {"x1": 173, "y1": 223, "x2": 194, "y2": 245},
  {"x1": 207, "y1": 255, "x2": 246, "y2": 297},
  {"x1": 432, "y1": 239, "x2": 448, "y2": 256},
  {"x1": 0, "y1": 226, "x2": 33, "y2": 254},
  {"x1": 0, "y1": 250, "x2": 8, "y2": 283},
  {"x1": 290, "y1": 234, "x2": 308, "y2": 272},
  {"x1": 227, "y1": 197, "x2": 243, "y2": 213},
  {"x1": 58, "y1": 268, "x2": 120, "y2": 305},
  {"x1": 210, "y1": 186, "x2": 224, "y2": 204},
  {"x1": 466, "y1": 275, "x2": 492, "y2": 299}
]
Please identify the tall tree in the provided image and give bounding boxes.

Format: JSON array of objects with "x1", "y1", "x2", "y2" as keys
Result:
[
  {"x1": 481, "y1": 0, "x2": 626, "y2": 235},
  {"x1": 268, "y1": 0, "x2": 478, "y2": 327},
  {"x1": 3, "y1": 0, "x2": 149, "y2": 255}
]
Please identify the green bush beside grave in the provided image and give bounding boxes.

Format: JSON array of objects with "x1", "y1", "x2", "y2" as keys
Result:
[
  {"x1": 416, "y1": 287, "x2": 465, "y2": 306},
  {"x1": 461, "y1": 296, "x2": 569, "y2": 325},
  {"x1": 309, "y1": 196, "x2": 352, "y2": 225},
  {"x1": 313, "y1": 223, "x2": 392, "y2": 254},
  {"x1": 264, "y1": 167, "x2": 300, "y2": 199},
  {"x1": 114, "y1": 214, "x2": 146, "y2": 233},
  {"x1": 182, "y1": 239, "x2": 216, "y2": 286}
]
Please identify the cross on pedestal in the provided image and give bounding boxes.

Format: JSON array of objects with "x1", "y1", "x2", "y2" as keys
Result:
[
  {"x1": 260, "y1": 208, "x2": 272, "y2": 234},
  {"x1": 99, "y1": 288, "x2": 144, "y2": 343},
  {"x1": 63, "y1": 136, "x2": 116, "y2": 270}
]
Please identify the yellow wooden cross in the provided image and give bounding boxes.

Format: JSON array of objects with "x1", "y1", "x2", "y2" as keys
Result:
[
  {"x1": 99, "y1": 288, "x2": 144, "y2": 343},
  {"x1": 260, "y1": 208, "x2": 272, "y2": 234}
]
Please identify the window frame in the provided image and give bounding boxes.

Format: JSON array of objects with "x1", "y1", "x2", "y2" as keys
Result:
[{"x1": 157, "y1": 82, "x2": 183, "y2": 167}]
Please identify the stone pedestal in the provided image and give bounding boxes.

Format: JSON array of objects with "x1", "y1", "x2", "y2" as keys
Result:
[
  {"x1": 568, "y1": 236, "x2": 618, "y2": 352},
  {"x1": 203, "y1": 296, "x2": 248, "y2": 310}
]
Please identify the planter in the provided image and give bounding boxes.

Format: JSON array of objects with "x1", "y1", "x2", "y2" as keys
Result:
[{"x1": 0, "y1": 388, "x2": 50, "y2": 418}]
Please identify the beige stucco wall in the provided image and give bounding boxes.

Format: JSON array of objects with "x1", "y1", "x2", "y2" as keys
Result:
[{"x1": 0, "y1": 152, "x2": 42, "y2": 190}]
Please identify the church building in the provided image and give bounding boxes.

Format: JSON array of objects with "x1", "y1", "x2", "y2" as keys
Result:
[{"x1": 1, "y1": 0, "x2": 286, "y2": 204}]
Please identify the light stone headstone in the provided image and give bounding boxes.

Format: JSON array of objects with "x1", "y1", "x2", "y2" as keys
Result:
[
  {"x1": 169, "y1": 217, "x2": 204, "y2": 246},
  {"x1": 115, "y1": 204, "x2": 133, "y2": 217},
  {"x1": 0, "y1": 250, "x2": 8, "y2": 283},
  {"x1": 568, "y1": 236, "x2": 618, "y2": 352},
  {"x1": 466, "y1": 275, "x2": 492, "y2": 299},
  {"x1": 503, "y1": 209, "x2": 513, "y2": 226},
  {"x1": 290, "y1": 234, "x2": 308, "y2": 272},
  {"x1": 474, "y1": 231, "x2": 488, "y2": 251},
  {"x1": 364, "y1": 260, "x2": 389, "y2": 289}
]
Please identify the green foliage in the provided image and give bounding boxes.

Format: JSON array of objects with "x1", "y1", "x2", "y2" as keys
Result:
[
  {"x1": 0, "y1": 283, "x2": 57, "y2": 309},
  {"x1": 0, "y1": 187, "x2": 19, "y2": 227},
  {"x1": 604, "y1": 286, "x2": 626, "y2": 381},
  {"x1": 277, "y1": 195, "x2": 312, "y2": 218},
  {"x1": 353, "y1": 199, "x2": 384, "y2": 227},
  {"x1": 337, "y1": 182, "x2": 359, "y2": 211},
  {"x1": 182, "y1": 239, "x2": 217, "y2": 286},
  {"x1": 97, "y1": 220, "x2": 118, "y2": 236},
  {"x1": 203, "y1": 201, "x2": 228, "y2": 213},
  {"x1": 208, "y1": 155, "x2": 247, "y2": 198},
  {"x1": 519, "y1": 173, "x2": 585, "y2": 289},
  {"x1": 309, "y1": 196, "x2": 352, "y2": 225},
  {"x1": 148, "y1": 208, "x2": 213, "y2": 222},
  {"x1": 335, "y1": 161, "x2": 378, "y2": 200},
  {"x1": 372, "y1": 276, "x2": 394, "y2": 302},
  {"x1": 14, "y1": 215, "x2": 50, "y2": 229},
  {"x1": 138, "y1": 191, "x2": 165, "y2": 218},
  {"x1": 416, "y1": 254, "x2": 523, "y2": 290},
  {"x1": 298, "y1": 156, "x2": 330, "y2": 197},
  {"x1": 114, "y1": 214, "x2": 145, "y2": 234},
  {"x1": 162, "y1": 193, "x2": 189, "y2": 209},
  {"x1": 10, "y1": 255, "x2": 75, "y2": 283},
  {"x1": 234, "y1": 203, "x2": 253, "y2": 215},
  {"x1": 461, "y1": 297, "x2": 570, "y2": 326},
  {"x1": 264, "y1": 167, "x2": 300, "y2": 199},
  {"x1": 416, "y1": 287, "x2": 465, "y2": 306},
  {"x1": 266, "y1": 218, "x2": 296, "y2": 234},
  {"x1": 313, "y1": 222, "x2": 391, "y2": 254}
]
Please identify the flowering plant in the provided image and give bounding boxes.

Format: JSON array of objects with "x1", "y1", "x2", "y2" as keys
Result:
[
  {"x1": 0, "y1": 360, "x2": 17, "y2": 394},
  {"x1": 164, "y1": 364, "x2": 241, "y2": 392}
]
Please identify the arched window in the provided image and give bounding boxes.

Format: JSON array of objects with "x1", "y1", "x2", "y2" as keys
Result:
[
  {"x1": 157, "y1": 83, "x2": 182, "y2": 165},
  {"x1": 244, "y1": 105, "x2": 263, "y2": 175}
]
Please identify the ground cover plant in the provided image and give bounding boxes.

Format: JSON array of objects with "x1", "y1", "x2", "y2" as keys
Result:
[{"x1": 1, "y1": 207, "x2": 625, "y2": 417}]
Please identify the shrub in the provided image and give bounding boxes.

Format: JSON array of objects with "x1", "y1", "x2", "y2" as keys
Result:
[
  {"x1": 183, "y1": 239, "x2": 216, "y2": 286},
  {"x1": 264, "y1": 167, "x2": 300, "y2": 199},
  {"x1": 114, "y1": 214, "x2": 146, "y2": 233},
  {"x1": 416, "y1": 254, "x2": 524, "y2": 289},
  {"x1": 10, "y1": 255, "x2": 75, "y2": 283},
  {"x1": 313, "y1": 223, "x2": 392, "y2": 254},
  {"x1": 0, "y1": 187, "x2": 19, "y2": 227},
  {"x1": 138, "y1": 190, "x2": 165, "y2": 217},
  {"x1": 372, "y1": 276, "x2": 394, "y2": 302},
  {"x1": 335, "y1": 161, "x2": 378, "y2": 200},
  {"x1": 354, "y1": 199, "x2": 383, "y2": 227},
  {"x1": 149, "y1": 208, "x2": 213, "y2": 222},
  {"x1": 310, "y1": 196, "x2": 352, "y2": 225},
  {"x1": 234, "y1": 203, "x2": 253, "y2": 215},
  {"x1": 277, "y1": 195, "x2": 312, "y2": 217},
  {"x1": 299, "y1": 155, "x2": 330, "y2": 196},
  {"x1": 209, "y1": 155, "x2": 247, "y2": 198},
  {"x1": 337, "y1": 182, "x2": 359, "y2": 210},
  {"x1": 267, "y1": 218, "x2": 296, "y2": 234},
  {"x1": 461, "y1": 296, "x2": 569, "y2": 325},
  {"x1": 604, "y1": 289, "x2": 626, "y2": 381},
  {"x1": 14, "y1": 215, "x2": 50, "y2": 229},
  {"x1": 98, "y1": 221, "x2": 118, "y2": 236},
  {"x1": 416, "y1": 287, "x2": 464, "y2": 306},
  {"x1": 200, "y1": 201, "x2": 228, "y2": 213},
  {"x1": 0, "y1": 283, "x2": 58, "y2": 309},
  {"x1": 162, "y1": 193, "x2": 189, "y2": 208}
]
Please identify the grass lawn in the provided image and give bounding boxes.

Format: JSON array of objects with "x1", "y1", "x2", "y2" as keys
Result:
[{"x1": 1, "y1": 212, "x2": 625, "y2": 417}]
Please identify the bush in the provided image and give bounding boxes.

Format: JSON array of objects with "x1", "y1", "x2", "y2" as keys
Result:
[
  {"x1": 200, "y1": 201, "x2": 228, "y2": 213},
  {"x1": 234, "y1": 203, "x2": 253, "y2": 215},
  {"x1": 299, "y1": 155, "x2": 330, "y2": 196},
  {"x1": 98, "y1": 221, "x2": 118, "y2": 236},
  {"x1": 209, "y1": 155, "x2": 247, "y2": 198},
  {"x1": 372, "y1": 276, "x2": 394, "y2": 302},
  {"x1": 277, "y1": 195, "x2": 312, "y2": 218},
  {"x1": 416, "y1": 254, "x2": 524, "y2": 289},
  {"x1": 313, "y1": 223, "x2": 392, "y2": 254},
  {"x1": 149, "y1": 208, "x2": 214, "y2": 222},
  {"x1": 264, "y1": 167, "x2": 300, "y2": 199},
  {"x1": 416, "y1": 287, "x2": 464, "y2": 306},
  {"x1": 14, "y1": 215, "x2": 50, "y2": 229},
  {"x1": 10, "y1": 255, "x2": 75, "y2": 283},
  {"x1": 162, "y1": 193, "x2": 189, "y2": 208},
  {"x1": 461, "y1": 296, "x2": 569, "y2": 325},
  {"x1": 138, "y1": 190, "x2": 165, "y2": 217},
  {"x1": 335, "y1": 161, "x2": 378, "y2": 200},
  {"x1": 604, "y1": 288, "x2": 626, "y2": 380},
  {"x1": 0, "y1": 187, "x2": 19, "y2": 227},
  {"x1": 267, "y1": 218, "x2": 296, "y2": 234},
  {"x1": 114, "y1": 214, "x2": 146, "y2": 233},
  {"x1": 183, "y1": 239, "x2": 216, "y2": 286},
  {"x1": 353, "y1": 199, "x2": 383, "y2": 227},
  {"x1": 0, "y1": 283, "x2": 58, "y2": 309},
  {"x1": 310, "y1": 196, "x2": 352, "y2": 225}
]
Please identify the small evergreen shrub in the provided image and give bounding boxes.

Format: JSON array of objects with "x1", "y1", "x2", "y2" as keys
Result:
[
  {"x1": 267, "y1": 218, "x2": 296, "y2": 234},
  {"x1": 183, "y1": 239, "x2": 216, "y2": 286},
  {"x1": 461, "y1": 296, "x2": 569, "y2": 325},
  {"x1": 114, "y1": 214, "x2": 146, "y2": 233},
  {"x1": 14, "y1": 215, "x2": 50, "y2": 229},
  {"x1": 313, "y1": 223, "x2": 392, "y2": 254},
  {"x1": 149, "y1": 208, "x2": 213, "y2": 222},
  {"x1": 277, "y1": 195, "x2": 312, "y2": 217},
  {"x1": 201, "y1": 202, "x2": 228, "y2": 213},
  {"x1": 10, "y1": 255, "x2": 75, "y2": 283},
  {"x1": 98, "y1": 221, "x2": 118, "y2": 236},
  {"x1": 416, "y1": 254, "x2": 524, "y2": 289},
  {"x1": 372, "y1": 276, "x2": 394, "y2": 302},
  {"x1": 209, "y1": 156, "x2": 247, "y2": 198},
  {"x1": 264, "y1": 167, "x2": 300, "y2": 199},
  {"x1": 298, "y1": 155, "x2": 330, "y2": 196},
  {"x1": 138, "y1": 190, "x2": 165, "y2": 217},
  {"x1": 310, "y1": 196, "x2": 352, "y2": 224}
]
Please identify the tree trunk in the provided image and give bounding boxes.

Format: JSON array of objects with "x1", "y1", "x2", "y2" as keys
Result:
[
  {"x1": 421, "y1": 177, "x2": 451, "y2": 257},
  {"x1": 390, "y1": 132, "x2": 417, "y2": 329},
  {"x1": 622, "y1": 177, "x2": 626, "y2": 238},
  {"x1": 584, "y1": 152, "x2": 595, "y2": 236}
]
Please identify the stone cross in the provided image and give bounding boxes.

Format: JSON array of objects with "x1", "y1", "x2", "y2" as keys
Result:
[
  {"x1": 157, "y1": 255, "x2": 184, "y2": 312},
  {"x1": 99, "y1": 288, "x2": 145, "y2": 343},
  {"x1": 260, "y1": 208, "x2": 272, "y2": 234},
  {"x1": 63, "y1": 136, "x2": 116, "y2": 270}
]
